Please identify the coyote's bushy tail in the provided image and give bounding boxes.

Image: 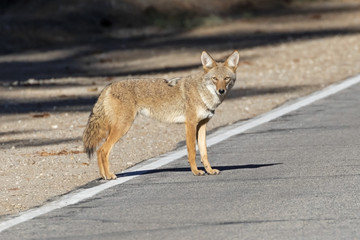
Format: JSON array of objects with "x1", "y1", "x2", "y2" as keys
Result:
[{"x1": 83, "y1": 99, "x2": 108, "y2": 158}]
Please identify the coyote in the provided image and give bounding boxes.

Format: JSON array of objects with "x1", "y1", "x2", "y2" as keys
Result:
[{"x1": 83, "y1": 50, "x2": 240, "y2": 179}]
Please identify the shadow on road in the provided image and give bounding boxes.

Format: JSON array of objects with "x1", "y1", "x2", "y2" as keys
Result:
[{"x1": 116, "y1": 163, "x2": 282, "y2": 178}]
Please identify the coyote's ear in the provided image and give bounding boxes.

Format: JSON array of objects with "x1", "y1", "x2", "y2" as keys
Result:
[
  {"x1": 201, "y1": 51, "x2": 217, "y2": 72},
  {"x1": 225, "y1": 50, "x2": 240, "y2": 71}
]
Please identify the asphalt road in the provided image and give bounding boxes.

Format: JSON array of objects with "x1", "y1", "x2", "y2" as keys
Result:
[{"x1": 1, "y1": 82, "x2": 360, "y2": 239}]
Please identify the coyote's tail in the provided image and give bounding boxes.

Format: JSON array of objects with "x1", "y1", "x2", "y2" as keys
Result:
[{"x1": 83, "y1": 99, "x2": 108, "y2": 158}]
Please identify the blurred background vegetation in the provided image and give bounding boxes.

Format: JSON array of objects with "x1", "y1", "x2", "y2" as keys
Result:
[{"x1": 0, "y1": 0, "x2": 312, "y2": 53}]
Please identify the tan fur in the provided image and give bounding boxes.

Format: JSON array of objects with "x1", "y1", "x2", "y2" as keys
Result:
[{"x1": 83, "y1": 50, "x2": 240, "y2": 179}]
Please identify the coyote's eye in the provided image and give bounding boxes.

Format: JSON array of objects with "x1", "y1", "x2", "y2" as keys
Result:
[
  {"x1": 212, "y1": 76, "x2": 218, "y2": 81},
  {"x1": 224, "y1": 76, "x2": 231, "y2": 82}
]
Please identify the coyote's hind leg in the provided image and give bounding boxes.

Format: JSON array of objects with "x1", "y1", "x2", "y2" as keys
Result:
[{"x1": 97, "y1": 110, "x2": 136, "y2": 180}]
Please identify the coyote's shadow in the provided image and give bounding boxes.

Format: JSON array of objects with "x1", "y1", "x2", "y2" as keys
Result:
[{"x1": 116, "y1": 163, "x2": 282, "y2": 178}]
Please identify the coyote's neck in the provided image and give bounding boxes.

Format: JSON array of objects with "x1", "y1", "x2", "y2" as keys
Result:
[{"x1": 199, "y1": 83, "x2": 222, "y2": 112}]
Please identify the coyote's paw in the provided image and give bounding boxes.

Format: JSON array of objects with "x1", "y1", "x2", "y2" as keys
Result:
[
  {"x1": 206, "y1": 168, "x2": 220, "y2": 175},
  {"x1": 103, "y1": 172, "x2": 117, "y2": 180},
  {"x1": 192, "y1": 169, "x2": 206, "y2": 176}
]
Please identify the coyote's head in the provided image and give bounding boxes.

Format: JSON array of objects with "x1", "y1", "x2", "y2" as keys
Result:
[{"x1": 201, "y1": 50, "x2": 240, "y2": 96}]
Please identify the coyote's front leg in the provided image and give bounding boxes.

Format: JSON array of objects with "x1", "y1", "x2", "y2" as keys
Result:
[
  {"x1": 197, "y1": 120, "x2": 220, "y2": 175},
  {"x1": 185, "y1": 121, "x2": 205, "y2": 176}
]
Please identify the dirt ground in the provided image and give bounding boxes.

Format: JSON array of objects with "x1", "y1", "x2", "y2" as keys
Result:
[{"x1": 1, "y1": 0, "x2": 360, "y2": 217}]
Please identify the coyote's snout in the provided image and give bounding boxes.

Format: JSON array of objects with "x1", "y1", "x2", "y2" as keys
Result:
[
  {"x1": 83, "y1": 50, "x2": 240, "y2": 179},
  {"x1": 214, "y1": 77, "x2": 229, "y2": 95}
]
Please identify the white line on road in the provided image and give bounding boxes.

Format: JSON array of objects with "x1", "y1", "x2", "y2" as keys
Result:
[{"x1": 1, "y1": 74, "x2": 360, "y2": 233}]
